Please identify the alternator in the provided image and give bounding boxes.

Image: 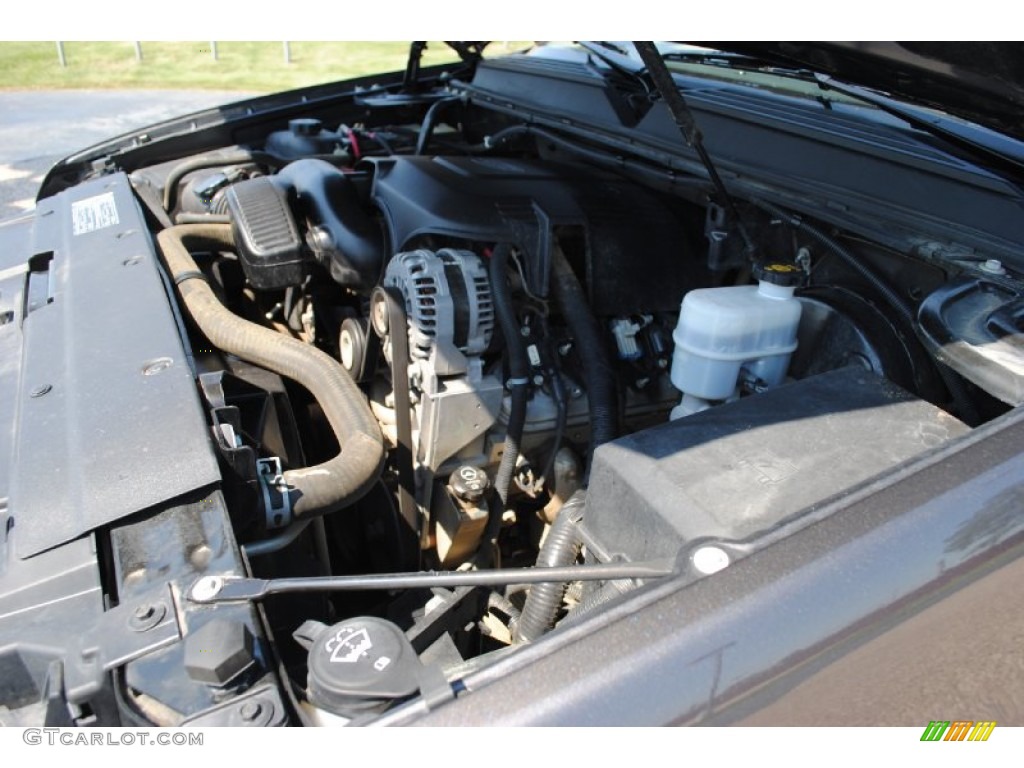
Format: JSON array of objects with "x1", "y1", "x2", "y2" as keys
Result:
[
  {"x1": 383, "y1": 248, "x2": 494, "y2": 360},
  {"x1": 379, "y1": 247, "x2": 503, "y2": 480}
]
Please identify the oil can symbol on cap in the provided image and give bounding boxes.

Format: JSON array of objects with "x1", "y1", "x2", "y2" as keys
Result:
[{"x1": 325, "y1": 627, "x2": 373, "y2": 663}]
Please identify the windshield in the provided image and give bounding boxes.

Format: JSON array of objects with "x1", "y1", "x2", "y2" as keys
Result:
[{"x1": 525, "y1": 41, "x2": 1024, "y2": 175}]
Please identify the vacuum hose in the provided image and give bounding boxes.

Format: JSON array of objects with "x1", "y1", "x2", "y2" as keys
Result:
[{"x1": 157, "y1": 223, "x2": 385, "y2": 519}]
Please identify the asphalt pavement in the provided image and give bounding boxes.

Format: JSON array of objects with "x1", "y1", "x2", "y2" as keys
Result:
[{"x1": 0, "y1": 90, "x2": 257, "y2": 221}]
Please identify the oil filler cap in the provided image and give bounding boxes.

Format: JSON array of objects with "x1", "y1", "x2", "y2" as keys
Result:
[{"x1": 296, "y1": 616, "x2": 421, "y2": 716}]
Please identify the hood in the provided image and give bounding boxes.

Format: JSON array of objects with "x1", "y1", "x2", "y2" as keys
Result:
[{"x1": 696, "y1": 42, "x2": 1024, "y2": 142}]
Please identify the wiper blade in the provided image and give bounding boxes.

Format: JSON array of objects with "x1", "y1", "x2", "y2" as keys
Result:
[
  {"x1": 814, "y1": 73, "x2": 1024, "y2": 192},
  {"x1": 662, "y1": 48, "x2": 817, "y2": 78}
]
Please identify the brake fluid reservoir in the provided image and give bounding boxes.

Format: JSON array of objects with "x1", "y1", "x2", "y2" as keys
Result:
[{"x1": 670, "y1": 263, "x2": 803, "y2": 418}]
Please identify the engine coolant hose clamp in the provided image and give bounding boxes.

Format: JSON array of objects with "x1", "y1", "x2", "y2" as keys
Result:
[{"x1": 257, "y1": 456, "x2": 293, "y2": 530}]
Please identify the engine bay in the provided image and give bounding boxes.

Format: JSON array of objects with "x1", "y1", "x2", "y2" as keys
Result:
[{"x1": 4, "y1": 46, "x2": 1024, "y2": 726}]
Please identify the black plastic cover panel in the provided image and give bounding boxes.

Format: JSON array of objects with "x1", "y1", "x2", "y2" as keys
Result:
[
  {"x1": 0, "y1": 532, "x2": 105, "y2": 724},
  {"x1": 584, "y1": 367, "x2": 969, "y2": 561},
  {"x1": 369, "y1": 156, "x2": 694, "y2": 313},
  {"x1": 468, "y1": 58, "x2": 1024, "y2": 268},
  {"x1": 0, "y1": 215, "x2": 32, "y2": 527},
  {"x1": 7, "y1": 174, "x2": 220, "y2": 558}
]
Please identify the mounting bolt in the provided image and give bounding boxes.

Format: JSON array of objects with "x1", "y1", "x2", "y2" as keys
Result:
[
  {"x1": 235, "y1": 698, "x2": 274, "y2": 726},
  {"x1": 128, "y1": 601, "x2": 166, "y2": 632},
  {"x1": 30, "y1": 384, "x2": 52, "y2": 398},
  {"x1": 520, "y1": 326, "x2": 531, "y2": 337},
  {"x1": 981, "y1": 259, "x2": 1006, "y2": 275}
]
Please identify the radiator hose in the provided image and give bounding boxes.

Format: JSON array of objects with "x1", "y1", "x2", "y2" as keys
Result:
[{"x1": 157, "y1": 223, "x2": 385, "y2": 519}]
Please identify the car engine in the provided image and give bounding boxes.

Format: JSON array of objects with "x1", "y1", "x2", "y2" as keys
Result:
[{"x1": 2, "y1": 46, "x2": 1019, "y2": 726}]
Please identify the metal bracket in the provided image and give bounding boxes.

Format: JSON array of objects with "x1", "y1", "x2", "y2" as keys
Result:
[{"x1": 63, "y1": 584, "x2": 181, "y2": 705}]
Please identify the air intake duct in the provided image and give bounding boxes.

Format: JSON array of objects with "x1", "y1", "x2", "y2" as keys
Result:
[{"x1": 226, "y1": 158, "x2": 385, "y2": 292}]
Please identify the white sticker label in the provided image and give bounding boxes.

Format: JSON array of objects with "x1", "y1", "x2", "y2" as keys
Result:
[
  {"x1": 526, "y1": 344, "x2": 541, "y2": 367},
  {"x1": 71, "y1": 192, "x2": 119, "y2": 235}
]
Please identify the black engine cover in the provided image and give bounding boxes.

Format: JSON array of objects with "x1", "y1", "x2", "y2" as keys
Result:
[{"x1": 368, "y1": 156, "x2": 696, "y2": 314}]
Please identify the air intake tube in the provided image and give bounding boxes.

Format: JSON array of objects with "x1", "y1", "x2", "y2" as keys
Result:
[
  {"x1": 157, "y1": 223, "x2": 385, "y2": 519},
  {"x1": 275, "y1": 158, "x2": 385, "y2": 291}
]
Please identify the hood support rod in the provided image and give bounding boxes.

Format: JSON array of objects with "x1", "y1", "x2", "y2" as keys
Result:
[
  {"x1": 189, "y1": 560, "x2": 677, "y2": 603},
  {"x1": 633, "y1": 41, "x2": 757, "y2": 258}
]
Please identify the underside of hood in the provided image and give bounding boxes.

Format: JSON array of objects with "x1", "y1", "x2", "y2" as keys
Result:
[{"x1": 696, "y1": 42, "x2": 1024, "y2": 141}]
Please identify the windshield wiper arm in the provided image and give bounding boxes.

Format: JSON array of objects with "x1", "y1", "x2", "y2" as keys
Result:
[
  {"x1": 633, "y1": 41, "x2": 757, "y2": 257},
  {"x1": 576, "y1": 41, "x2": 652, "y2": 95}
]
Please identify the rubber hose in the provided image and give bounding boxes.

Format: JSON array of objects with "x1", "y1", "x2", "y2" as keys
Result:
[
  {"x1": 514, "y1": 491, "x2": 585, "y2": 643},
  {"x1": 415, "y1": 96, "x2": 461, "y2": 156},
  {"x1": 551, "y1": 248, "x2": 617, "y2": 455},
  {"x1": 753, "y1": 199, "x2": 980, "y2": 426},
  {"x1": 489, "y1": 243, "x2": 531, "y2": 509},
  {"x1": 157, "y1": 224, "x2": 385, "y2": 519},
  {"x1": 162, "y1": 150, "x2": 279, "y2": 213}
]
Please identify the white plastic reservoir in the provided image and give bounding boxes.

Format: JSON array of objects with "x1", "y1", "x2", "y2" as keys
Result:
[{"x1": 670, "y1": 264, "x2": 803, "y2": 419}]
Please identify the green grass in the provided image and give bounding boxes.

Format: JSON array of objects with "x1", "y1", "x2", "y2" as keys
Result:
[{"x1": 0, "y1": 41, "x2": 527, "y2": 93}]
